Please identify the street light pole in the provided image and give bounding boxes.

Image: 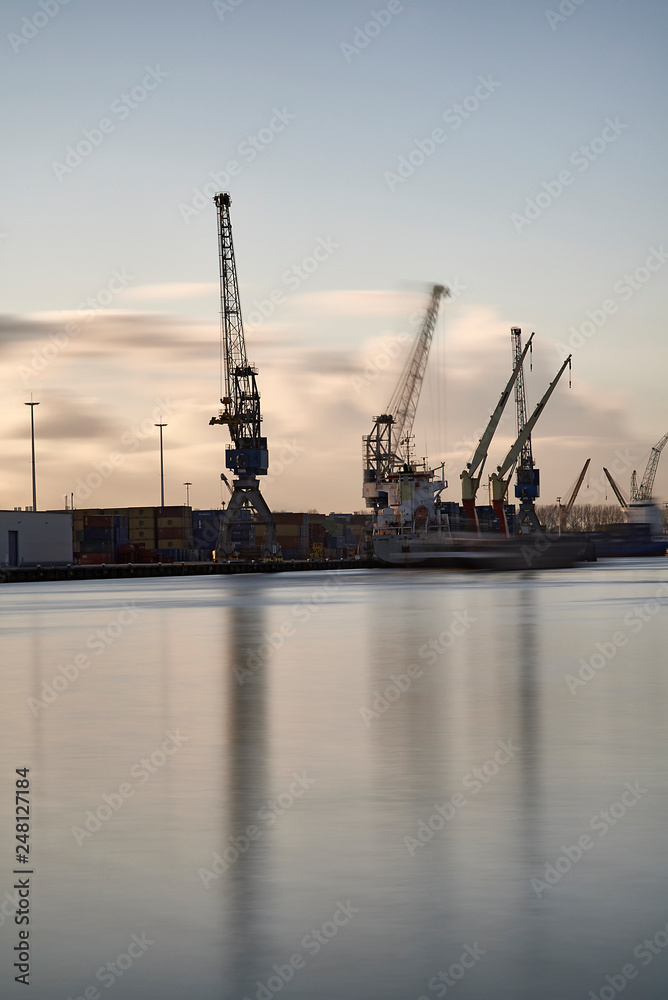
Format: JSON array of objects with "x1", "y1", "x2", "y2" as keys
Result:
[
  {"x1": 183, "y1": 482, "x2": 192, "y2": 507},
  {"x1": 155, "y1": 422, "x2": 167, "y2": 507},
  {"x1": 24, "y1": 399, "x2": 40, "y2": 511}
]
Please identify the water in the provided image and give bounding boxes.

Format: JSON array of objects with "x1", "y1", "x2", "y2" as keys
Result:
[{"x1": 2, "y1": 561, "x2": 668, "y2": 999}]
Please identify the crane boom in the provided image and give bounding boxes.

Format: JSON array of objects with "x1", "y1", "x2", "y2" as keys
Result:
[
  {"x1": 464, "y1": 334, "x2": 535, "y2": 477},
  {"x1": 363, "y1": 284, "x2": 448, "y2": 507},
  {"x1": 603, "y1": 467, "x2": 629, "y2": 508},
  {"x1": 489, "y1": 354, "x2": 572, "y2": 534},
  {"x1": 387, "y1": 284, "x2": 448, "y2": 460},
  {"x1": 558, "y1": 458, "x2": 590, "y2": 531},
  {"x1": 209, "y1": 192, "x2": 277, "y2": 558},
  {"x1": 460, "y1": 331, "x2": 535, "y2": 530},
  {"x1": 631, "y1": 431, "x2": 668, "y2": 501},
  {"x1": 494, "y1": 354, "x2": 572, "y2": 481}
]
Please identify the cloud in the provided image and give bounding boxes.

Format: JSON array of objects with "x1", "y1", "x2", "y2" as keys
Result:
[
  {"x1": 0, "y1": 298, "x2": 656, "y2": 513},
  {"x1": 122, "y1": 282, "x2": 218, "y2": 302},
  {"x1": 294, "y1": 288, "x2": 425, "y2": 318}
]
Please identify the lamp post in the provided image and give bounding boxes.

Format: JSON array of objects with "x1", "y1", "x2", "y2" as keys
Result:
[
  {"x1": 24, "y1": 399, "x2": 39, "y2": 511},
  {"x1": 183, "y1": 482, "x2": 192, "y2": 507},
  {"x1": 155, "y1": 422, "x2": 167, "y2": 507}
]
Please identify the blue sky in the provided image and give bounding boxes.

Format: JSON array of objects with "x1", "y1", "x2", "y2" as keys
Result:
[{"x1": 1, "y1": 0, "x2": 667, "y2": 512}]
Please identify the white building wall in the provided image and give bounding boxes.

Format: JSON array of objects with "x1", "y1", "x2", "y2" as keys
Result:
[{"x1": 0, "y1": 511, "x2": 73, "y2": 565}]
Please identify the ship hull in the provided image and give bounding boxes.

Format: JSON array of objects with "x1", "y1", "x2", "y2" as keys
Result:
[{"x1": 373, "y1": 531, "x2": 594, "y2": 570}]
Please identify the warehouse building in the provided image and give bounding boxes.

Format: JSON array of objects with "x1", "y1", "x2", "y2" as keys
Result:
[{"x1": 0, "y1": 510, "x2": 72, "y2": 565}]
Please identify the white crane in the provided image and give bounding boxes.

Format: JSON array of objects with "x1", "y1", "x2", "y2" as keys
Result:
[
  {"x1": 489, "y1": 355, "x2": 572, "y2": 534},
  {"x1": 461, "y1": 332, "x2": 535, "y2": 531}
]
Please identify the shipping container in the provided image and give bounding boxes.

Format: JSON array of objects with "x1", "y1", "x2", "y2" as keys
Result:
[
  {"x1": 77, "y1": 553, "x2": 111, "y2": 565},
  {"x1": 157, "y1": 527, "x2": 190, "y2": 541},
  {"x1": 82, "y1": 527, "x2": 114, "y2": 541},
  {"x1": 79, "y1": 541, "x2": 114, "y2": 555},
  {"x1": 129, "y1": 530, "x2": 156, "y2": 542},
  {"x1": 83, "y1": 515, "x2": 114, "y2": 528}
]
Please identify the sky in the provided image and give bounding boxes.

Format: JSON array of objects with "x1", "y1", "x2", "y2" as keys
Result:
[{"x1": 1, "y1": 0, "x2": 667, "y2": 513}]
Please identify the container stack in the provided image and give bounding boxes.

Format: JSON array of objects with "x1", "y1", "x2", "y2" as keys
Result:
[{"x1": 156, "y1": 506, "x2": 194, "y2": 560}]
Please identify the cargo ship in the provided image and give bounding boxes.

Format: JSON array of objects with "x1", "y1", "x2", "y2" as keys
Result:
[{"x1": 372, "y1": 465, "x2": 594, "y2": 569}]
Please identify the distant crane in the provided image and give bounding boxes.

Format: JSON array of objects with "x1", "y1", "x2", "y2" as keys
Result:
[
  {"x1": 510, "y1": 327, "x2": 542, "y2": 531},
  {"x1": 363, "y1": 284, "x2": 448, "y2": 509},
  {"x1": 558, "y1": 458, "x2": 590, "y2": 532},
  {"x1": 461, "y1": 331, "x2": 535, "y2": 530},
  {"x1": 209, "y1": 192, "x2": 277, "y2": 558},
  {"x1": 489, "y1": 355, "x2": 572, "y2": 534},
  {"x1": 603, "y1": 467, "x2": 629, "y2": 509},
  {"x1": 630, "y1": 431, "x2": 668, "y2": 502}
]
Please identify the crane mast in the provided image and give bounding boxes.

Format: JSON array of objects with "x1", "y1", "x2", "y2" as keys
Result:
[
  {"x1": 511, "y1": 327, "x2": 541, "y2": 531},
  {"x1": 489, "y1": 354, "x2": 572, "y2": 534},
  {"x1": 209, "y1": 192, "x2": 277, "y2": 558},
  {"x1": 461, "y1": 331, "x2": 535, "y2": 529},
  {"x1": 363, "y1": 284, "x2": 448, "y2": 508}
]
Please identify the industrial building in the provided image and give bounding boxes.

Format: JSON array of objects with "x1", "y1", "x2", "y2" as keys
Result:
[{"x1": 0, "y1": 510, "x2": 72, "y2": 565}]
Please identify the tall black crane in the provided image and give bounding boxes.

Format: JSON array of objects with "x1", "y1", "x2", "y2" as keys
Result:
[
  {"x1": 511, "y1": 327, "x2": 541, "y2": 531},
  {"x1": 209, "y1": 193, "x2": 277, "y2": 558}
]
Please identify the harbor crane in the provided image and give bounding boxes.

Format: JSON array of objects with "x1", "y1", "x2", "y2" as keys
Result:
[
  {"x1": 461, "y1": 331, "x2": 535, "y2": 530},
  {"x1": 630, "y1": 431, "x2": 668, "y2": 502},
  {"x1": 209, "y1": 192, "x2": 277, "y2": 558},
  {"x1": 558, "y1": 458, "x2": 591, "y2": 532},
  {"x1": 510, "y1": 327, "x2": 542, "y2": 531},
  {"x1": 603, "y1": 467, "x2": 629, "y2": 508},
  {"x1": 363, "y1": 284, "x2": 448, "y2": 509},
  {"x1": 489, "y1": 355, "x2": 572, "y2": 534}
]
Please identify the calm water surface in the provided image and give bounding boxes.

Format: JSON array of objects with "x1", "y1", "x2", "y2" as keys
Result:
[{"x1": 1, "y1": 561, "x2": 668, "y2": 999}]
